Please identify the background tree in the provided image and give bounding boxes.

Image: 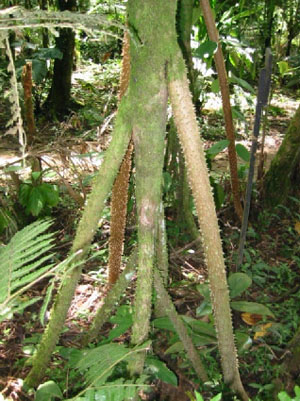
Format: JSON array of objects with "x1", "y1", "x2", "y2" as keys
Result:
[
  {"x1": 264, "y1": 104, "x2": 300, "y2": 207},
  {"x1": 45, "y1": 0, "x2": 77, "y2": 118}
]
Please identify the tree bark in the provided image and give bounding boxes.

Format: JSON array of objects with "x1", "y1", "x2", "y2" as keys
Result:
[
  {"x1": 127, "y1": 0, "x2": 169, "y2": 375},
  {"x1": 263, "y1": 104, "x2": 300, "y2": 207},
  {"x1": 45, "y1": 0, "x2": 76, "y2": 118}
]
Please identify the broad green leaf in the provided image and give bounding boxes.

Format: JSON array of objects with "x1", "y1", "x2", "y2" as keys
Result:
[
  {"x1": 206, "y1": 140, "x2": 229, "y2": 157},
  {"x1": 145, "y1": 357, "x2": 177, "y2": 386},
  {"x1": 59, "y1": 347, "x2": 83, "y2": 367},
  {"x1": 163, "y1": 171, "x2": 172, "y2": 193},
  {"x1": 196, "y1": 300, "x2": 212, "y2": 317},
  {"x1": 232, "y1": 106, "x2": 246, "y2": 121},
  {"x1": 19, "y1": 183, "x2": 31, "y2": 205},
  {"x1": 26, "y1": 187, "x2": 45, "y2": 216},
  {"x1": 211, "y1": 78, "x2": 220, "y2": 93},
  {"x1": 107, "y1": 315, "x2": 133, "y2": 341},
  {"x1": 235, "y1": 331, "x2": 252, "y2": 352},
  {"x1": 165, "y1": 341, "x2": 184, "y2": 355},
  {"x1": 35, "y1": 380, "x2": 63, "y2": 401},
  {"x1": 277, "y1": 61, "x2": 290, "y2": 76},
  {"x1": 212, "y1": 181, "x2": 225, "y2": 210},
  {"x1": 153, "y1": 316, "x2": 176, "y2": 332},
  {"x1": 34, "y1": 47, "x2": 63, "y2": 60},
  {"x1": 278, "y1": 392, "x2": 292, "y2": 401},
  {"x1": 39, "y1": 183, "x2": 59, "y2": 207},
  {"x1": 32, "y1": 59, "x2": 48, "y2": 84},
  {"x1": 236, "y1": 143, "x2": 250, "y2": 162},
  {"x1": 194, "y1": 40, "x2": 218, "y2": 60},
  {"x1": 229, "y1": 75, "x2": 255, "y2": 94},
  {"x1": 31, "y1": 171, "x2": 42, "y2": 181},
  {"x1": 195, "y1": 391, "x2": 205, "y2": 401},
  {"x1": 294, "y1": 385, "x2": 300, "y2": 397},
  {"x1": 230, "y1": 301, "x2": 274, "y2": 317},
  {"x1": 196, "y1": 283, "x2": 211, "y2": 300},
  {"x1": 183, "y1": 316, "x2": 216, "y2": 337},
  {"x1": 211, "y1": 394, "x2": 222, "y2": 401},
  {"x1": 228, "y1": 273, "x2": 252, "y2": 298},
  {"x1": 190, "y1": 332, "x2": 217, "y2": 346}
]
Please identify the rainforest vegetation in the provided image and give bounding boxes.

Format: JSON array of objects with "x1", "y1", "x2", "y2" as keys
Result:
[{"x1": 0, "y1": 1, "x2": 300, "y2": 400}]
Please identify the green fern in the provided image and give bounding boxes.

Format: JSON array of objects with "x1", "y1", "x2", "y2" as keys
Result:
[
  {"x1": 0, "y1": 219, "x2": 56, "y2": 321},
  {"x1": 60, "y1": 341, "x2": 151, "y2": 401}
]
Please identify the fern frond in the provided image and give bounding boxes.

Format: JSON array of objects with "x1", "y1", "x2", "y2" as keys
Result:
[
  {"x1": 66, "y1": 342, "x2": 151, "y2": 401},
  {"x1": 0, "y1": 219, "x2": 55, "y2": 320},
  {"x1": 0, "y1": 7, "x2": 124, "y2": 38}
]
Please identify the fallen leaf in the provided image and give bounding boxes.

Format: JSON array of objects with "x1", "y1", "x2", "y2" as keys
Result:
[
  {"x1": 254, "y1": 323, "x2": 273, "y2": 339},
  {"x1": 241, "y1": 312, "x2": 263, "y2": 325},
  {"x1": 294, "y1": 221, "x2": 300, "y2": 235}
]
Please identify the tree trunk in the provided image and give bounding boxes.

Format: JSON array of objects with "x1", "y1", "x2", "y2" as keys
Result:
[
  {"x1": 264, "y1": 104, "x2": 300, "y2": 207},
  {"x1": 45, "y1": 0, "x2": 76, "y2": 118},
  {"x1": 127, "y1": 0, "x2": 169, "y2": 375}
]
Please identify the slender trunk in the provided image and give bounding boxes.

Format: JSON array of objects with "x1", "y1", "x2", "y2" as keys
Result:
[
  {"x1": 108, "y1": 31, "x2": 132, "y2": 286},
  {"x1": 200, "y1": 0, "x2": 243, "y2": 221},
  {"x1": 22, "y1": 62, "x2": 36, "y2": 146}
]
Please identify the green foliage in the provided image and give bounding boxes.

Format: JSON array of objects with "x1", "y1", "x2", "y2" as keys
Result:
[
  {"x1": 0, "y1": 219, "x2": 55, "y2": 321},
  {"x1": 194, "y1": 40, "x2": 218, "y2": 61},
  {"x1": 278, "y1": 386, "x2": 300, "y2": 401},
  {"x1": 57, "y1": 341, "x2": 151, "y2": 400},
  {"x1": 196, "y1": 272, "x2": 274, "y2": 327},
  {"x1": 235, "y1": 143, "x2": 250, "y2": 162},
  {"x1": 35, "y1": 381, "x2": 63, "y2": 401},
  {"x1": 228, "y1": 272, "x2": 252, "y2": 298},
  {"x1": 107, "y1": 305, "x2": 133, "y2": 341},
  {"x1": 187, "y1": 391, "x2": 222, "y2": 401},
  {"x1": 19, "y1": 171, "x2": 59, "y2": 216},
  {"x1": 230, "y1": 301, "x2": 274, "y2": 317},
  {"x1": 145, "y1": 356, "x2": 177, "y2": 386},
  {"x1": 205, "y1": 140, "x2": 230, "y2": 210}
]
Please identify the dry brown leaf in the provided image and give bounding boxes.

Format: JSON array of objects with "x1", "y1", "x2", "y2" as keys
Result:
[
  {"x1": 241, "y1": 312, "x2": 263, "y2": 325},
  {"x1": 254, "y1": 323, "x2": 273, "y2": 339},
  {"x1": 294, "y1": 221, "x2": 300, "y2": 235}
]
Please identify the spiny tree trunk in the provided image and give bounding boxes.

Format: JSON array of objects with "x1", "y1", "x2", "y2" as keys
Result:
[
  {"x1": 127, "y1": 0, "x2": 169, "y2": 375},
  {"x1": 24, "y1": 93, "x2": 132, "y2": 388},
  {"x1": 263, "y1": 104, "x2": 300, "y2": 207},
  {"x1": 26, "y1": 3, "x2": 249, "y2": 399},
  {"x1": 168, "y1": 49, "x2": 248, "y2": 400}
]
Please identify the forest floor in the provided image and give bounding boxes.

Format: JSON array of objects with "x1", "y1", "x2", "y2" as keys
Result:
[{"x1": 0, "y1": 63, "x2": 300, "y2": 401}]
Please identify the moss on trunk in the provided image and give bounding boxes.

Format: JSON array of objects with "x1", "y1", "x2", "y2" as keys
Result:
[
  {"x1": 25, "y1": 95, "x2": 132, "y2": 388},
  {"x1": 127, "y1": 0, "x2": 171, "y2": 375},
  {"x1": 264, "y1": 104, "x2": 300, "y2": 207}
]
